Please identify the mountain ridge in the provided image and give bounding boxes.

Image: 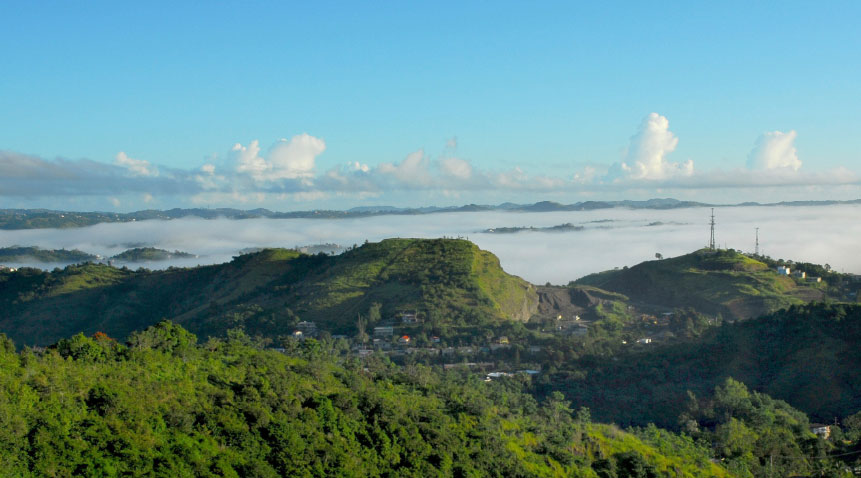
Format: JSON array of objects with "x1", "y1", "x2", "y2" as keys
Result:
[{"x1": 3, "y1": 198, "x2": 860, "y2": 230}]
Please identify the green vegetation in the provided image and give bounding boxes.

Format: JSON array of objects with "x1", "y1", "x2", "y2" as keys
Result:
[
  {"x1": 677, "y1": 378, "x2": 844, "y2": 478},
  {"x1": 575, "y1": 249, "x2": 829, "y2": 320},
  {"x1": 0, "y1": 246, "x2": 97, "y2": 263},
  {"x1": 544, "y1": 303, "x2": 861, "y2": 429},
  {"x1": 1, "y1": 238, "x2": 860, "y2": 477},
  {"x1": 110, "y1": 247, "x2": 195, "y2": 263},
  {"x1": 0, "y1": 322, "x2": 735, "y2": 477},
  {"x1": 0, "y1": 238, "x2": 537, "y2": 346}
]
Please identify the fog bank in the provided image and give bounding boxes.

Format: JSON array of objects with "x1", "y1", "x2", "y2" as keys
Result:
[{"x1": 1, "y1": 205, "x2": 859, "y2": 284}]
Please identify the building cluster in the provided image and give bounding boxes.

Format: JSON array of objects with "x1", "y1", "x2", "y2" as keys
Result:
[{"x1": 776, "y1": 266, "x2": 822, "y2": 283}]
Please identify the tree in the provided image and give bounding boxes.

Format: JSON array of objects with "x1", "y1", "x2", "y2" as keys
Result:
[
  {"x1": 655, "y1": 253, "x2": 663, "y2": 260},
  {"x1": 127, "y1": 320, "x2": 197, "y2": 354},
  {"x1": 356, "y1": 314, "x2": 368, "y2": 346},
  {"x1": 368, "y1": 302, "x2": 382, "y2": 324}
]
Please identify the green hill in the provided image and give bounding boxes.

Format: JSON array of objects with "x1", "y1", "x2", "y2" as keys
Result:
[
  {"x1": 0, "y1": 245, "x2": 97, "y2": 263},
  {"x1": 110, "y1": 247, "x2": 196, "y2": 262},
  {"x1": 545, "y1": 302, "x2": 861, "y2": 428},
  {"x1": 574, "y1": 248, "x2": 828, "y2": 321},
  {"x1": 0, "y1": 322, "x2": 735, "y2": 477},
  {"x1": 0, "y1": 238, "x2": 538, "y2": 346}
]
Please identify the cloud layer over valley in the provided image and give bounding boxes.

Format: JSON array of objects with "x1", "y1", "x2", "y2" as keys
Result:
[{"x1": 2, "y1": 205, "x2": 859, "y2": 284}]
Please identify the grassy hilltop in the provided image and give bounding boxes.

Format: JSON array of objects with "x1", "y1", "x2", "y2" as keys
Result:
[
  {"x1": 0, "y1": 238, "x2": 538, "y2": 346},
  {"x1": 575, "y1": 248, "x2": 826, "y2": 320}
]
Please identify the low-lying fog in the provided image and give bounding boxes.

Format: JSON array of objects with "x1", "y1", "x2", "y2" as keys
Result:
[{"x1": 2, "y1": 204, "x2": 859, "y2": 284}]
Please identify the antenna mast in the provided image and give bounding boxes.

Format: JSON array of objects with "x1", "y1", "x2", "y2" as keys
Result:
[
  {"x1": 709, "y1": 208, "x2": 716, "y2": 250},
  {"x1": 755, "y1": 228, "x2": 759, "y2": 256}
]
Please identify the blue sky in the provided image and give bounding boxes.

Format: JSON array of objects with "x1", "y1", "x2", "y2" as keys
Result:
[{"x1": 1, "y1": 1, "x2": 860, "y2": 210}]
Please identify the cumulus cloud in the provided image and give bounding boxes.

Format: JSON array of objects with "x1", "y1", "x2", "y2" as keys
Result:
[
  {"x1": 748, "y1": 130, "x2": 802, "y2": 171},
  {"x1": 2, "y1": 118, "x2": 860, "y2": 210},
  {"x1": 349, "y1": 161, "x2": 369, "y2": 172},
  {"x1": 609, "y1": 113, "x2": 693, "y2": 181},
  {"x1": 233, "y1": 134, "x2": 325, "y2": 181},
  {"x1": 378, "y1": 150, "x2": 433, "y2": 186},
  {"x1": 439, "y1": 156, "x2": 472, "y2": 180},
  {"x1": 115, "y1": 152, "x2": 159, "y2": 177}
]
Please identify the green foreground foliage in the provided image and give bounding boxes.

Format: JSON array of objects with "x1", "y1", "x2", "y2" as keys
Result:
[{"x1": 0, "y1": 322, "x2": 733, "y2": 478}]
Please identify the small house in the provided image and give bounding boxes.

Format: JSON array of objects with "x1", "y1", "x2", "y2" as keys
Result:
[
  {"x1": 400, "y1": 313, "x2": 421, "y2": 324},
  {"x1": 398, "y1": 335, "x2": 411, "y2": 344},
  {"x1": 636, "y1": 338, "x2": 652, "y2": 344},
  {"x1": 777, "y1": 266, "x2": 791, "y2": 275},
  {"x1": 486, "y1": 372, "x2": 512, "y2": 380},
  {"x1": 373, "y1": 326, "x2": 394, "y2": 337},
  {"x1": 792, "y1": 270, "x2": 806, "y2": 279},
  {"x1": 807, "y1": 276, "x2": 822, "y2": 283},
  {"x1": 810, "y1": 424, "x2": 831, "y2": 439},
  {"x1": 296, "y1": 321, "x2": 318, "y2": 336},
  {"x1": 570, "y1": 323, "x2": 589, "y2": 336}
]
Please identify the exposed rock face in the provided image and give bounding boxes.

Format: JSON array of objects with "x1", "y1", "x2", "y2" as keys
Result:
[{"x1": 534, "y1": 286, "x2": 589, "y2": 320}]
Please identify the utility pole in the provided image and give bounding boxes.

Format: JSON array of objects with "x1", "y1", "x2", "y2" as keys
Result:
[
  {"x1": 755, "y1": 227, "x2": 760, "y2": 256},
  {"x1": 709, "y1": 208, "x2": 716, "y2": 250}
]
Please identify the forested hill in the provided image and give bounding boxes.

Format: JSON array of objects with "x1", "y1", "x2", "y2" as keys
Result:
[
  {"x1": 548, "y1": 302, "x2": 861, "y2": 428},
  {"x1": 574, "y1": 248, "x2": 830, "y2": 321},
  {"x1": 0, "y1": 238, "x2": 538, "y2": 346},
  {"x1": 0, "y1": 322, "x2": 735, "y2": 477}
]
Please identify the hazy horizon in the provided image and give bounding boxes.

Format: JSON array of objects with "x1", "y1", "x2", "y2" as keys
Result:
[{"x1": 2, "y1": 204, "x2": 858, "y2": 284}]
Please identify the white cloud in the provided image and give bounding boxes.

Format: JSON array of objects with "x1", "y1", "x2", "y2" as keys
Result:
[
  {"x1": 115, "y1": 152, "x2": 159, "y2": 177},
  {"x1": 349, "y1": 161, "x2": 369, "y2": 172},
  {"x1": 233, "y1": 134, "x2": 326, "y2": 181},
  {"x1": 439, "y1": 156, "x2": 472, "y2": 180},
  {"x1": 609, "y1": 113, "x2": 693, "y2": 181},
  {"x1": 748, "y1": 130, "x2": 802, "y2": 171},
  {"x1": 378, "y1": 150, "x2": 433, "y2": 186},
  {"x1": 3, "y1": 117, "x2": 860, "y2": 210},
  {"x1": 267, "y1": 134, "x2": 325, "y2": 179},
  {"x1": 233, "y1": 140, "x2": 266, "y2": 178},
  {"x1": 573, "y1": 166, "x2": 598, "y2": 184}
]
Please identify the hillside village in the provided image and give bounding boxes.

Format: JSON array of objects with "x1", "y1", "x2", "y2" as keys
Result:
[{"x1": 274, "y1": 247, "x2": 861, "y2": 381}]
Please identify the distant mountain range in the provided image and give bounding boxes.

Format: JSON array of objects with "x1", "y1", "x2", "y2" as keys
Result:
[{"x1": 1, "y1": 198, "x2": 859, "y2": 229}]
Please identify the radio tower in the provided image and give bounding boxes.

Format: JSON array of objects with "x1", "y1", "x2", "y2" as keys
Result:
[
  {"x1": 709, "y1": 208, "x2": 716, "y2": 250},
  {"x1": 755, "y1": 228, "x2": 760, "y2": 256}
]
